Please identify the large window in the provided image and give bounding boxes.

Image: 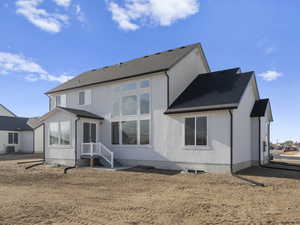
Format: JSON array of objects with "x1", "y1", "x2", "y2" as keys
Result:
[
  {"x1": 111, "y1": 120, "x2": 150, "y2": 145},
  {"x1": 78, "y1": 90, "x2": 91, "y2": 105},
  {"x1": 8, "y1": 133, "x2": 18, "y2": 144},
  {"x1": 111, "y1": 80, "x2": 151, "y2": 146},
  {"x1": 49, "y1": 121, "x2": 71, "y2": 146},
  {"x1": 122, "y1": 121, "x2": 137, "y2": 145},
  {"x1": 184, "y1": 117, "x2": 207, "y2": 146}
]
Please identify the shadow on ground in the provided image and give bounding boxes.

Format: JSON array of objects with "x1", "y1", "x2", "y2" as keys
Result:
[
  {"x1": 238, "y1": 165, "x2": 300, "y2": 180},
  {"x1": 0, "y1": 153, "x2": 43, "y2": 161},
  {"x1": 122, "y1": 166, "x2": 181, "y2": 176}
]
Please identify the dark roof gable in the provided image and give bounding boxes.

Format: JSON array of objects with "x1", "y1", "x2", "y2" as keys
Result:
[
  {"x1": 165, "y1": 68, "x2": 253, "y2": 114},
  {"x1": 46, "y1": 43, "x2": 207, "y2": 94},
  {"x1": 251, "y1": 99, "x2": 269, "y2": 117}
]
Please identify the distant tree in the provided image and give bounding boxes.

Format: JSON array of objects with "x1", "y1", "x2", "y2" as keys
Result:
[{"x1": 283, "y1": 140, "x2": 294, "y2": 146}]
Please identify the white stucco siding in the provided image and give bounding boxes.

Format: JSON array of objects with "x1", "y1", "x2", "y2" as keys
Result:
[
  {"x1": 0, "y1": 105, "x2": 15, "y2": 117},
  {"x1": 251, "y1": 118, "x2": 259, "y2": 162},
  {"x1": 163, "y1": 111, "x2": 231, "y2": 165},
  {"x1": 168, "y1": 47, "x2": 209, "y2": 105},
  {"x1": 45, "y1": 73, "x2": 233, "y2": 171},
  {"x1": 0, "y1": 131, "x2": 21, "y2": 154},
  {"x1": 44, "y1": 111, "x2": 76, "y2": 166},
  {"x1": 233, "y1": 78, "x2": 258, "y2": 165},
  {"x1": 34, "y1": 125, "x2": 44, "y2": 153},
  {"x1": 20, "y1": 131, "x2": 33, "y2": 153},
  {"x1": 260, "y1": 116, "x2": 270, "y2": 163}
]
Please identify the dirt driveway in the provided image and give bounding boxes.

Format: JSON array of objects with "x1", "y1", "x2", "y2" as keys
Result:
[{"x1": 0, "y1": 159, "x2": 300, "y2": 225}]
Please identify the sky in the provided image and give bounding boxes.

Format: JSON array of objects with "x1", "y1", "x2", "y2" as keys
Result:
[{"x1": 0, "y1": 0, "x2": 299, "y2": 142}]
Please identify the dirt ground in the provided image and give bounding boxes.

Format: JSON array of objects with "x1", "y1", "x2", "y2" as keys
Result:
[{"x1": 1, "y1": 157, "x2": 300, "y2": 225}]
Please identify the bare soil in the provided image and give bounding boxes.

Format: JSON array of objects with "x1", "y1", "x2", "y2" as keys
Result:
[{"x1": 1, "y1": 156, "x2": 300, "y2": 225}]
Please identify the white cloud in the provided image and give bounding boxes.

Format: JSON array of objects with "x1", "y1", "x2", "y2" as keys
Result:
[
  {"x1": 258, "y1": 70, "x2": 282, "y2": 82},
  {"x1": 16, "y1": 0, "x2": 69, "y2": 33},
  {"x1": 107, "y1": 0, "x2": 199, "y2": 31},
  {"x1": 75, "y1": 4, "x2": 86, "y2": 24},
  {"x1": 0, "y1": 52, "x2": 73, "y2": 83},
  {"x1": 53, "y1": 0, "x2": 71, "y2": 8},
  {"x1": 264, "y1": 46, "x2": 276, "y2": 55}
]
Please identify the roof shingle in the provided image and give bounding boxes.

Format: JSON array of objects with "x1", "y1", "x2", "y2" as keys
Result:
[
  {"x1": 251, "y1": 99, "x2": 269, "y2": 117},
  {"x1": 0, "y1": 116, "x2": 33, "y2": 131},
  {"x1": 165, "y1": 68, "x2": 254, "y2": 114},
  {"x1": 46, "y1": 43, "x2": 204, "y2": 94}
]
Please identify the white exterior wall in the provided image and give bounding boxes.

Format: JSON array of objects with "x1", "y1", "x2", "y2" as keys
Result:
[
  {"x1": 260, "y1": 116, "x2": 270, "y2": 163},
  {"x1": 0, "y1": 105, "x2": 15, "y2": 117},
  {"x1": 34, "y1": 125, "x2": 44, "y2": 153},
  {"x1": 44, "y1": 111, "x2": 76, "y2": 166},
  {"x1": 20, "y1": 131, "x2": 33, "y2": 153},
  {"x1": 233, "y1": 78, "x2": 258, "y2": 170},
  {"x1": 0, "y1": 131, "x2": 21, "y2": 154},
  {"x1": 168, "y1": 47, "x2": 209, "y2": 104},
  {"x1": 251, "y1": 118, "x2": 259, "y2": 163},
  {"x1": 46, "y1": 73, "x2": 233, "y2": 172}
]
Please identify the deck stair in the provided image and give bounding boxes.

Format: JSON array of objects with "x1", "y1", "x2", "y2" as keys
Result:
[{"x1": 81, "y1": 143, "x2": 116, "y2": 168}]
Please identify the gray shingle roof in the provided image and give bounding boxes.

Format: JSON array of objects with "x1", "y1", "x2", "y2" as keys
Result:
[
  {"x1": 165, "y1": 68, "x2": 254, "y2": 114},
  {"x1": 251, "y1": 99, "x2": 269, "y2": 117},
  {"x1": 46, "y1": 43, "x2": 204, "y2": 94},
  {"x1": 0, "y1": 116, "x2": 33, "y2": 131},
  {"x1": 58, "y1": 107, "x2": 104, "y2": 120}
]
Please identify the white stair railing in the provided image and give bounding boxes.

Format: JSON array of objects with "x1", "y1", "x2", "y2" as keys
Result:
[{"x1": 81, "y1": 142, "x2": 114, "y2": 168}]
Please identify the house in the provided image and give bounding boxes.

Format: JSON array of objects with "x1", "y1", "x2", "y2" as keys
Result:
[
  {"x1": 38, "y1": 43, "x2": 273, "y2": 173},
  {"x1": 0, "y1": 105, "x2": 35, "y2": 154}
]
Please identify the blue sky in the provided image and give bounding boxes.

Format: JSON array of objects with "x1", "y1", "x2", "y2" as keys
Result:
[{"x1": 0, "y1": 0, "x2": 299, "y2": 142}]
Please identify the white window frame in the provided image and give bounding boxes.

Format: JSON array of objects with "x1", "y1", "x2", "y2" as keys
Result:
[
  {"x1": 183, "y1": 115, "x2": 209, "y2": 150},
  {"x1": 8, "y1": 132, "x2": 18, "y2": 145},
  {"x1": 53, "y1": 94, "x2": 66, "y2": 108},
  {"x1": 111, "y1": 79, "x2": 151, "y2": 147},
  {"x1": 78, "y1": 89, "x2": 92, "y2": 106},
  {"x1": 49, "y1": 121, "x2": 71, "y2": 147}
]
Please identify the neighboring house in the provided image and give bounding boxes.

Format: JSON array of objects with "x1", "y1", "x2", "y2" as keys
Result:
[
  {"x1": 0, "y1": 104, "x2": 17, "y2": 117},
  {"x1": 39, "y1": 43, "x2": 273, "y2": 173},
  {"x1": 0, "y1": 105, "x2": 42, "y2": 154}
]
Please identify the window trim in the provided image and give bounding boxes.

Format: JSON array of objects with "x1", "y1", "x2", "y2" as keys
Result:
[
  {"x1": 78, "y1": 89, "x2": 92, "y2": 106},
  {"x1": 83, "y1": 122, "x2": 97, "y2": 143},
  {"x1": 110, "y1": 79, "x2": 152, "y2": 147},
  {"x1": 183, "y1": 115, "x2": 209, "y2": 150},
  {"x1": 110, "y1": 118, "x2": 152, "y2": 147},
  {"x1": 52, "y1": 94, "x2": 66, "y2": 108},
  {"x1": 8, "y1": 132, "x2": 18, "y2": 145},
  {"x1": 49, "y1": 121, "x2": 72, "y2": 147}
]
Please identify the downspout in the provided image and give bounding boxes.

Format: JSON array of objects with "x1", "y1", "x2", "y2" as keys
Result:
[
  {"x1": 164, "y1": 71, "x2": 170, "y2": 107},
  {"x1": 32, "y1": 128, "x2": 35, "y2": 154},
  {"x1": 64, "y1": 118, "x2": 79, "y2": 174},
  {"x1": 229, "y1": 110, "x2": 234, "y2": 173},
  {"x1": 43, "y1": 123, "x2": 45, "y2": 162},
  {"x1": 258, "y1": 117, "x2": 262, "y2": 166}
]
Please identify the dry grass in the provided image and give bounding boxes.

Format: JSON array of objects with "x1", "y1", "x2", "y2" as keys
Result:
[{"x1": 1, "y1": 156, "x2": 300, "y2": 225}]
